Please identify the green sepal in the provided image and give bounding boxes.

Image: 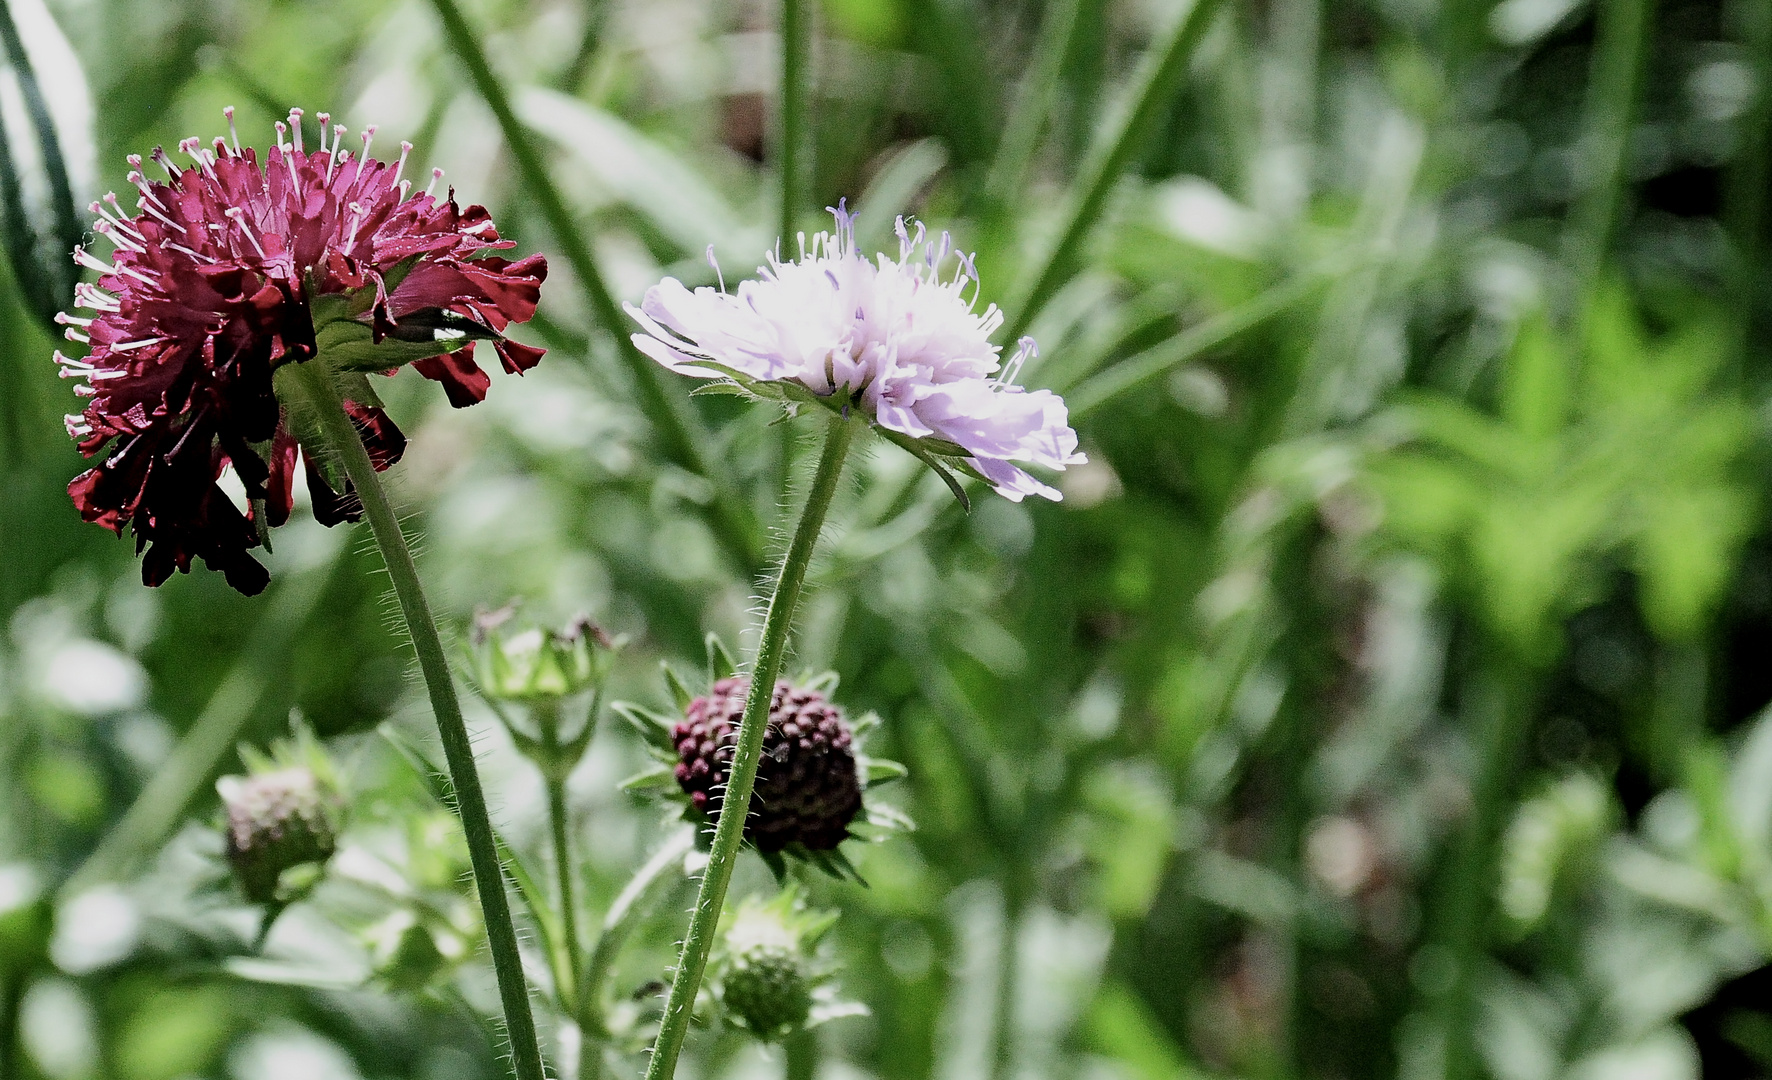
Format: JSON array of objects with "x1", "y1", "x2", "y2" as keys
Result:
[
  {"x1": 619, "y1": 762, "x2": 680, "y2": 793},
  {"x1": 663, "y1": 664, "x2": 698, "y2": 713},
  {"x1": 855, "y1": 802, "x2": 915, "y2": 834},
  {"x1": 858, "y1": 755, "x2": 908, "y2": 788},
  {"x1": 611, "y1": 701, "x2": 680, "y2": 754},
  {"x1": 877, "y1": 429, "x2": 971, "y2": 511},
  {"x1": 849, "y1": 711, "x2": 881, "y2": 739},
  {"x1": 272, "y1": 363, "x2": 350, "y2": 494},
  {"x1": 705, "y1": 633, "x2": 739, "y2": 682}
]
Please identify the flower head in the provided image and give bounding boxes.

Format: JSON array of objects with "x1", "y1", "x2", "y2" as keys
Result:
[
  {"x1": 626, "y1": 203, "x2": 1083, "y2": 503},
  {"x1": 615, "y1": 636, "x2": 909, "y2": 880},
  {"x1": 57, "y1": 107, "x2": 548, "y2": 595}
]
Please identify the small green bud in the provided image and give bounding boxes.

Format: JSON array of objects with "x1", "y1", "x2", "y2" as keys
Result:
[
  {"x1": 218, "y1": 767, "x2": 341, "y2": 904},
  {"x1": 470, "y1": 604, "x2": 619, "y2": 703},
  {"x1": 715, "y1": 888, "x2": 838, "y2": 1042}
]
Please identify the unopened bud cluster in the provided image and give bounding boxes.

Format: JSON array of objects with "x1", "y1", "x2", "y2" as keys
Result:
[{"x1": 219, "y1": 766, "x2": 341, "y2": 904}]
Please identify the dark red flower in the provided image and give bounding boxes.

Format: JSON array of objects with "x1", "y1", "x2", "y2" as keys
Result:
[{"x1": 57, "y1": 107, "x2": 548, "y2": 595}]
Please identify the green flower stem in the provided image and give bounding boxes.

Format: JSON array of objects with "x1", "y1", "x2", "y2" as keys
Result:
[
  {"x1": 426, "y1": 0, "x2": 764, "y2": 575},
  {"x1": 537, "y1": 701, "x2": 583, "y2": 1009},
  {"x1": 982, "y1": 0, "x2": 1082, "y2": 214},
  {"x1": 780, "y1": 0, "x2": 812, "y2": 240},
  {"x1": 644, "y1": 412, "x2": 858, "y2": 1080},
  {"x1": 287, "y1": 361, "x2": 546, "y2": 1080},
  {"x1": 1001, "y1": 0, "x2": 1226, "y2": 343}
]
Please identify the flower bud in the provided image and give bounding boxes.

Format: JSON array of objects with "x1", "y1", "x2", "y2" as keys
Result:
[
  {"x1": 217, "y1": 764, "x2": 341, "y2": 904},
  {"x1": 470, "y1": 604, "x2": 617, "y2": 703},
  {"x1": 715, "y1": 888, "x2": 841, "y2": 1042}
]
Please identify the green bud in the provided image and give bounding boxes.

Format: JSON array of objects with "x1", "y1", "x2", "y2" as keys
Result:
[
  {"x1": 219, "y1": 767, "x2": 340, "y2": 904},
  {"x1": 715, "y1": 888, "x2": 838, "y2": 1042},
  {"x1": 470, "y1": 604, "x2": 619, "y2": 703},
  {"x1": 216, "y1": 726, "x2": 344, "y2": 904}
]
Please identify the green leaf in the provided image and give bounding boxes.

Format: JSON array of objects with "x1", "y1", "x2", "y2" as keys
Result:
[
  {"x1": 611, "y1": 701, "x2": 680, "y2": 754},
  {"x1": 662, "y1": 663, "x2": 698, "y2": 712}
]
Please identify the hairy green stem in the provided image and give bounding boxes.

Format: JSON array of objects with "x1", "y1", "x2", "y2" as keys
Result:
[
  {"x1": 644, "y1": 413, "x2": 857, "y2": 1080},
  {"x1": 780, "y1": 0, "x2": 812, "y2": 239},
  {"x1": 288, "y1": 361, "x2": 546, "y2": 1080},
  {"x1": 1002, "y1": 0, "x2": 1226, "y2": 343},
  {"x1": 426, "y1": 0, "x2": 763, "y2": 574}
]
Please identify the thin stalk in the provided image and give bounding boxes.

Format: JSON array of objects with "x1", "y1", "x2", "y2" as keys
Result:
[
  {"x1": 426, "y1": 0, "x2": 763, "y2": 574},
  {"x1": 644, "y1": 413, "x2": 858, "y2": 1080},
  {"x1": 1002, "y1": 0, "x2": 1227, "y2": 343},
  {"x1": 988, "y1": 887, "x2": 1025, "y2": 1080},
  {"x1": 780, "y1": 0, "x2": 813, "y2": 240},
  {"x1": 545, "y1": 765, "x2": 582, "y2": 1008},
  {"x1": 287, "y1": 361, "x2": 546, "y2": 1080},
  {"x1": 982, "y1": 0, "x2": 1083, "y2": 213},
  {"x1": 1569, "y1": 0, "x2": 1658, "y2": 297}
]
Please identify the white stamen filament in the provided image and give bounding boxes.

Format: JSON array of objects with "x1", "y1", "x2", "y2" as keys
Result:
[
  {"x1": 426, "y1": 167, "x2": 443, "y2": 198},
  {"x1": 167, "y1": 241, "x2": 218, "y2": 264},
  {"x1": 135, "y1": 197, "x2": 186, "y2": 233},
  {"x1": 225, "y1": 207, "x2": 269, "y2": 259},
  {"x1": 327, "y1": 126, "x2": 345, "y2": 183},
  {"x1": 360, "y1": 125, "x2": 376, "y2": 161},
  {"x1": 75, "y1": 284, "x2": 120, "y2": 312},
  {"x1": 115, "y1": 263, "x2": 159, "y2": 287},
  {"x1": 73, "y1": 246, "x2": 115, "y2": 274},
  {"x1": 54, "y1": 312, "x2": 92, "y2": 327},
  {"x1": 151, "y1": 147, "x2": 180, "y2": 178},
  {"x1": 93, "y1": 221, "x2": 145, "y2": 253},
  {"x1": 288, "y1": 108, "x2": 304, "y2": 153},
  {"x1": 113, "y1": 337, "x2": 163, "y2": 352},
  {"x1": 398, "y1": 180, "x2": 411, "y2": 201},
  {"x1": 343, "y1": 201, "x2": 365, "y2": 249},
  {"x1": 224, "y1": 106, "x2": 240, "y2": 152},
  {"x1": 393, "y1": 141, "x2": 412, "y2": 189},
  {"x1": 64, "y1": 327, "x2": 89, "y2": 344},
  {"x1": 317, "y1": 113, "x2": 332, "y2": 153}
]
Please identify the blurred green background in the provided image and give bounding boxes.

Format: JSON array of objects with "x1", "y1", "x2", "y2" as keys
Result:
[{"x1": 8, "y1": 0, "x2": 1772, "y2": 1077}]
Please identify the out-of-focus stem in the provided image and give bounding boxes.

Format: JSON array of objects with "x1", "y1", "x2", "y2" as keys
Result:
[
  {"x1": 1727, "y1": 0, "x2": 1772, "y2": 359},
  {"x1": 780, "y1": 0, "x2": 812, "y2": 239},
  {"x1": 289, "y1": 361, "x2": 546, "y2": 1080},
  {"x1": 544, "y1": 740, "x2": 582, "y2": 1008},
  {"x1": 0, "y1": 972, "x2": 20, "y2": 1080},
  {"x1": 989, "y1": 885, "x2": 1025, "y2": 1080},
  {"x1": 426, "y1": 0, "x2": 763, "y2": 575},
  {"x1": 1438, "y1": 661, "x2": 1536, "y2": 1080},
  {"x1": 982, "y1": 0, "x2": 1083, "y2": 213},
  {"x1": 784, "y1": 1028, "x2": 818, "y2": 1080},
  {"x1": 643, "y1": 413, "x2": 857, "y2": 1080},
  {"x1": 1569, "y1": 0, "x2": 1657, "y2": 296},
  {"x1": 1002, "y1": 0, "x2": 1227, "y2": 343}
]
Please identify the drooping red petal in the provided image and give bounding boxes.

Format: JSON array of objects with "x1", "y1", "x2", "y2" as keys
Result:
[{"x1": 412, "y1": 345, "x2": 491, "y2": 408}]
